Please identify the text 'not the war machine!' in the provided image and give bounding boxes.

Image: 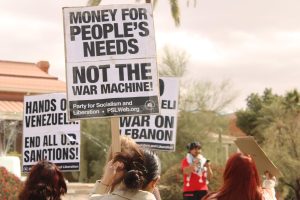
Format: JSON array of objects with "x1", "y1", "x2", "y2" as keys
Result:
[{"x1": 71, "y1": 62, "x2": 153, "y2": 96}]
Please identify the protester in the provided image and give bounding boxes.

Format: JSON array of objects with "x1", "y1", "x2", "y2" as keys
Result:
[
  {"x1": 18, "y1": 160, "x2": 67, "y2": 200},
  {"x1": 182, "y1": 142, "x2": 213, "y2": 200},
  {"x1": 90, "y1": 148, "x2": 161, "y2": 200},
  {"x1": 102, "y1": 136, "x2": 142, "y2": 193},
  {"x1": 92, "y1": 136, "x2": 161, "y2": 200},
  {"x1": 202, "y1": 153, "x2": 277, "y2": 200},
  {"x1": 262, "y1": 171, "x2": 277, "y2": 200}
]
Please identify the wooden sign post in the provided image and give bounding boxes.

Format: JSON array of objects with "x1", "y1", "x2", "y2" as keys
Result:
[{"x1": 111, "y1": 117, "x2": 121, "y2": 154}]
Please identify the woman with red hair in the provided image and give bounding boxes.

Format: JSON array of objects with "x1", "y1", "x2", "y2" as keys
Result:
[
  {"x1": 203, "y1": 153, "x2": 268, "y2": 200},
  {"x1": 18, "y1": 160, "x2": 67, "y2": 200}
]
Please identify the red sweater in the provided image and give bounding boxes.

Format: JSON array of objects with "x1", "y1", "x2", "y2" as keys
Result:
[{"x1": 181, "y1": 158, "x2": 208, "y2": 192}]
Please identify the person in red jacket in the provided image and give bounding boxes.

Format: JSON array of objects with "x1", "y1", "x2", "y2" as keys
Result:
[{"x1": 181, "y1": 142, "x2": 213, "y2": 200}]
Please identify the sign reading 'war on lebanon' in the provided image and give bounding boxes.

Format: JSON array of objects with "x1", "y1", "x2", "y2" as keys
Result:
[
  {"x1": 22, "y1": 93, "x2": 80, "y2": 172},
  {"x1": 63, "y1": 4, "x2": 159, "y2": 119},
  {"x1": 120, "y1": 77, "x2": 179, "y2": 151}
]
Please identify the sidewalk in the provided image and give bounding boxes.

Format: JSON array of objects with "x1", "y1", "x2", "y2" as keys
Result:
[{"x1": 62, "y1": 182, "x2": 94, "y2": 200}]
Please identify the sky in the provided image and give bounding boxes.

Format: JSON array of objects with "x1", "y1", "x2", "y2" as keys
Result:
[{"x1": 1, "y1": 0, "x2": 300, "y2": 112}]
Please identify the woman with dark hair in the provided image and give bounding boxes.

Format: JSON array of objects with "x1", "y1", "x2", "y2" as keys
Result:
[
  {"x1": 90, "y1": 148, "x2": 161, "y2": 200},
  {"x1": 18, "y1": 160, "x2": 67, "y2": 200},
  {"x1": 101, "y1": 136, "x2": 143, "y2": 193},
  {"x1": 91, "y1": 136, "x2": 161, "y2": 200},
  {"x1": 203, "y1": 153, "x2": 273, "y2": 200}
]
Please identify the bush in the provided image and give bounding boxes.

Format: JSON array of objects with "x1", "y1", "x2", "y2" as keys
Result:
[
  {"x1": 207, "y1": 164, "x2": 224, "y2": 192},
  {"x1": 159, "y1": 162, "x2": 225, "y2": 200},
  {"x1": 0, "y1": 167, "x2": 23, "y2": 200},
  {"x1": 159, "y1": 163, "x2": 183, "y2": 200}
]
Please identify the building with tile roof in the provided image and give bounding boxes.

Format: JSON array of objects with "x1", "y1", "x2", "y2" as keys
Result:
[{"x1": 0, "y1": 60, "x2": 66, "y2": 154}]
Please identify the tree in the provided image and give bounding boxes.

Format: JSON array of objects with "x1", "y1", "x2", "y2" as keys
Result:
[
  {"x1": 159, "y1": 46, "x2": 189, "y2": 77},
  {"x1": 180, "y1": 80, "x2": 237, "y2": 113},
  {"x1": 236, "y1": 88, "x2": 280, "y2": 143},
  {"x1": 236, "y1": 88, "x2": 300, "y2": 199},
  {"x1": 86, "y1": 0, "x2": 180, "y2": 26},
  {"x1": 64, "y1": 118, "x2": 111, "y2": 183},
  {"x1": 157, "y1": 47, "x2": 237, "y2": 199},
  {"x1": 82, "y1": 118, "x2": 111, "y2": 182}
]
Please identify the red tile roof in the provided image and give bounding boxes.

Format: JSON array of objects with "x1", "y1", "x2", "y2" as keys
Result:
[
  {"x1": 0, "y1": 101, "x2": 23, "y2": 120},
  {"x1": 0, "y1": 60, "x2": 66, "y2": 120},
  {"x1": 0, "y1": 101, "x2": 23, "y2": 113},
  {"x1": 0, "y1": 60, "x2": 66, "y2": 93},
  {"x1": 0, "y1": 76, "x2": 66, "y2": 93},
  {"x1": 0, "y1": 60, "x2": 54, "y2": 78}
]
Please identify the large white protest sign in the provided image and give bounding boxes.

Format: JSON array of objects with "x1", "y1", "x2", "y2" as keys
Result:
[
  {"x1": 120, "y1": 77, "x2": 179, "y2": 151},
  {"x1": 22, "y1": 93, "x2": 80, "y2": 172},
  {"x1": 63, "y1": 4, "x2": 159, "y2": 119}
]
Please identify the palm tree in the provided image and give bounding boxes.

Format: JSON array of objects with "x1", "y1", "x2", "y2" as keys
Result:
[
  {"x1": 86, "y1": 0, "x2": 180, "y2": 26},
  {"x1": 159, "y1": 46, "x2": 188, "y2": 77}
]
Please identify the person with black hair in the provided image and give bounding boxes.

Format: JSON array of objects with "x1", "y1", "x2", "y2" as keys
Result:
[
  {"x1": 181, "y1": 142, "x2": 213, "y2": 200},
  {"x1": 90, "y1": 148, "x2": 161, "y2": 200}
]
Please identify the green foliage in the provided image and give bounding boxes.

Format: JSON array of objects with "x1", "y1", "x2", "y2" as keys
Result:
[
  {"x1": 159, "y1": 153, "x2": 226, "y2": 199},
  {"x1": 156, "y1": 93, "x2": 235, "y2": 199},
  {"x1": 86, "y1": 0, "x2": 102, "y2": 6},
  {"x1": 0, "y1": 120, "x2": 21, "y2": 155},
  {"x1": 87, "y1": 0, "x2": 180, "y2": 26},
  {"x1": 236, "y1": 88, "x2": 300, "y2": 199},
  {"x1": 236, "y1": 89, "x2": 281, "y2": 143},
  {"x1": 169, "y1": 0, "x2": 180, "y2": 26},
  {"x1": 64, "y1": 118, "x2": 111, "y2": 183},
  {"x1": 208, "y1": 164, "x2": 224, "y2": 192},
  {"x1": 159, "y1": 163, "x2": 182, "y2": 200},
  {"x1": 81, "y1": 118, "x2": 111, "y2": 183},
  {"x1": 180, "y1": 80, "x2": 237, "y2": 113},
  {"x1": 156, "y1": 47, "x2": 237, "y2": 199},
  {"x1": 0, "y1": 167, "x2": 22, "y2": 200},
  {"x1": 186, "y1": 0, "x2": 198, "y2": 7},
  {"x1": 159, "y1": 46, "x2": 189, "y2": 77}
]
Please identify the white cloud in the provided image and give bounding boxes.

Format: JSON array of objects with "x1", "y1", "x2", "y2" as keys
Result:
[{"x1": 156, "y1": 30, "x2": 225, "y2": 63}]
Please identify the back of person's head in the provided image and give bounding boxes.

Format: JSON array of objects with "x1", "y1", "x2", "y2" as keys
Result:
[
  {"x1": 210, "y1": 153, "x2": 262, "y2": 200},
  {"x1": 113, "y1": 149, "x2": 161, "y2": 191},
  {"x1": 107, "y1": 136, "x2": 140, "y2": 162},
  {"x1": 18, "y1": 160, "x2": 67, "y2": 200}
]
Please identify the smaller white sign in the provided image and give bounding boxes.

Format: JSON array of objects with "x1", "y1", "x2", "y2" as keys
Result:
[
  {"x1": 22, "y1": 93, "x2": 80, "y2": 172},
  {"x1": 120, "y1": 77, "x2": 179, "y2": 151}
]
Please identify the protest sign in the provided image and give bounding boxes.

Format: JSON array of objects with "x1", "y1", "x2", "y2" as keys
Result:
[
  {"x1": 119, "y1": 77, "x2": 179, "y2": 151},
  {"x1": 22, "y1": 93, "x2": 80, "y2": 172},
  {"x1": 63, "y1": 4, "x2": 159, "y2": 119},
  {"x1": 234, "y1": 136, "x2": 281, "y2": 177}
]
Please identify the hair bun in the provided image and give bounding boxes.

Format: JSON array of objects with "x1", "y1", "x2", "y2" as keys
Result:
[{"x1": 124, "y1": 170, "x2": 144, "y2": 189}]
